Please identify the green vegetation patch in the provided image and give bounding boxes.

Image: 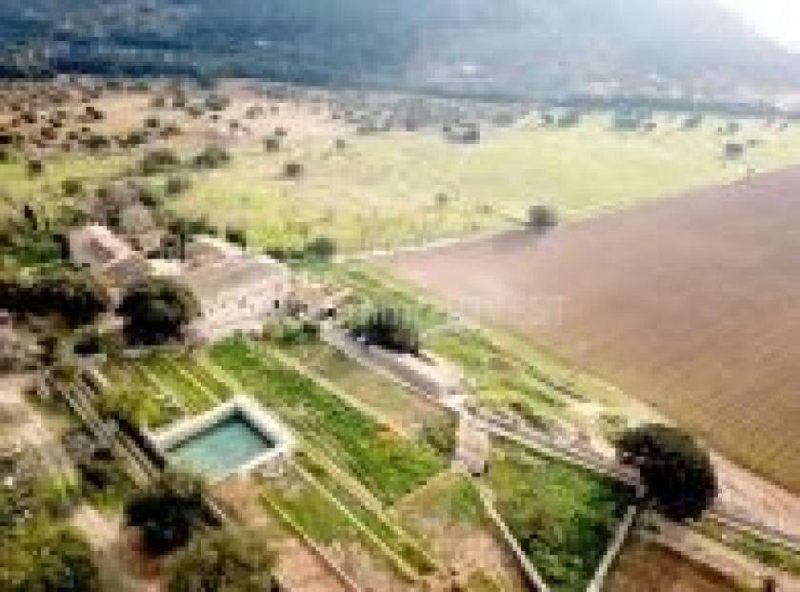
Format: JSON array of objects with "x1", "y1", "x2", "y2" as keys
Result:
[
  {"x1": 296, "y1": 449, "x2": 437, "y2": 575},
  {"x1": 487, "y1": 443, "x2": 633, "y2": 592},
  {"x1": 209, "y1": 337, "x2": 444, "y2": 504},
  {"x1": 276, "y1": 339, "x2": 452, "y2": 433},
  {"x1": 696, "y1": 520, "x2": 800, "y2": 577}
]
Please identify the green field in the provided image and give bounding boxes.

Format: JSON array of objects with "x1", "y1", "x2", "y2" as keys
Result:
[
  {"x1": 487, "y1": 442, "x2": 633, "y2": 592},
  {"x1": 276, "y1": 338, "x2": 453, "y2": 433},
  {"x1": 172, "y1": 114, "x2": 800, "y2": 250}
]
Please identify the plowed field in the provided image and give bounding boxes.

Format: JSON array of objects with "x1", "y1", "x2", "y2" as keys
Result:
[{"x1": 387, "y1": 166, "x2": 800, "y2": 493}]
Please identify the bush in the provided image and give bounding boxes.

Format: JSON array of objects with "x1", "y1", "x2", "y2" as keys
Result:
[
  {"x1": 192, "y1": 145, "x2": 230, "y2": 169},
  {"x1": 225, "y1": 226, "x2": 247, "y2": 248},
  {"x1": 204, "y1": 94, "x2": 230, "y2": 112},
  {"x1": 263, "y1": 136, "x2": 280, "y2": 153},
  {"x1": 527, "y1": 204, "x2": 558, "y2": 231},
  {"x1": 125, "y1": 470, "x2": 207, "y2": 556},
  {"x1": 165, "y1": 174, "x2": 192, "y2": 196},
  {"x1": 724, "y1": 142, "x2": 745, "y2": 159},
  {"x1": 139, "y1": 148, "x2": 180, "y2": 175},
  {"x1": 1, "y1": 522, "x2": 100, "y2": 592},
  {"x1": 283, "y1": 161, "x2": 303, "y2": 178},
  {"x1": 167, "y1": 528, "x2": 277, "y2": 592},
  {"x1": 26, "y1": 159, "x2": 43, "y2": 177},
  {"x1": 305, "y1": 236, "x2": 336, "y2": 261},
  {"x1": 62, "y1": 177, "x2": 83, "y2": 197},
  {"x1": 353, "y1": 307, "x2": 421, "y2": 354}
]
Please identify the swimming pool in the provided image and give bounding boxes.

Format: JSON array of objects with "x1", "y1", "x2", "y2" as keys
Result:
[
  {"x1": 154, "y1": 396, "x2": 293, "y2": 481},
  {"x1": 166, "y1": 412, "x2": 274, "y2": 479}
]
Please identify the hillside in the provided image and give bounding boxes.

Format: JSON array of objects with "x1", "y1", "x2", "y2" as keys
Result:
[{"x1": 1, "y1": 0, "x2": 798, "y2": 96}]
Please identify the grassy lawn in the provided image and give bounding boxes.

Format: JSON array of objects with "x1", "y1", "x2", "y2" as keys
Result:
[
  {"x1": 209, "y1": 337, "x2": 445, "y2": 504},
  {"x1": 136, "y1": 354, "x2": 219, "y2": 413},
  {"x1": 172, "y1": 114, "x2": 800, "y2": 251},
  {"x1": 259, "y1": 461, "x2": 410, "y2": 588},
  {"x1": 276, "y1": 338, "x2": 452, "y2": 433},
  {"x1": 295, "y1": 448, "x2": 437, "y2": 576},
  {"x1": 486, "y1": 442, "x2": 633, "y2": 592}
]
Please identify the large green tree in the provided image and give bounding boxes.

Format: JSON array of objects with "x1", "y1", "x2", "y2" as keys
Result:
[
  {"x1": 125, "y1": 470, "x2": 207, "y2": 556},
  {"x1": 0, "y1": 271, "x2": 109, "y2": 327},
  {"x1": 617, "y1": 424, "x2": 717, "y2": 521},
  {"x1": 167, "y1": 528, "x2": 279, "y2": 592},
  {"x1": 118, "y1": 278, "x2": 199, "y2": 345}
]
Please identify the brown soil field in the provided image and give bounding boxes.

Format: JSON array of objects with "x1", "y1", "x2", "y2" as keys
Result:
[
  {"x1": 386, "y1": 166, "x2": 800, "y2": 495},
  {"x1": 607, "y1": 537, "x2": 739, "y2": 592}
]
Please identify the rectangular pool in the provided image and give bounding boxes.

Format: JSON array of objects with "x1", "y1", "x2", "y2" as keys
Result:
[{"x1": 166, "y1": 412, "x2": 275, "y2": 479}]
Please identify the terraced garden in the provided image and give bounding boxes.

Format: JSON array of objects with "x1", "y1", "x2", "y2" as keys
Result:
[
  {"x1": 96, "y1": 337, "x2": 637, "y2": 591},
  {"x1": 486, "y1": 441, "x2": 634, "y2": 592},
  {"x1": 208, "y1": 337, "x2": 445, "y2": 504},
  {"x1": 275, "y1": 338, "x2": 453, "y2": 434}
]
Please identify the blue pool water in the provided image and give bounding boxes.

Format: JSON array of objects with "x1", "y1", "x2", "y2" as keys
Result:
[{"x1": 166, "y1": 413, "x2": 274, "y2": 479}]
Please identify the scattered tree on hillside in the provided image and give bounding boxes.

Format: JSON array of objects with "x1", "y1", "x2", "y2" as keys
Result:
[
  {"x1": 26, "y1": 158, "x2": 43, "y2": 177},
  {"x1": 117, "y1": 278, "x2": 199, "y2": 345},
  {"x1": 192, "y1": 145, "x2": 230, "y2": 169},
  {"x1": 283, "y1": 161, "x2": 303, "y2": 178},
  {"x1": 263, "y1": 136, "x2": 280, "y2": 153},
  {"x1": 527, "y1": 204, "x2": 558, "y2": 232},
  {"x1": 224, "y1": 226, "x2": 247, "y2": 249},
  {"x1": 62, "y1": 177, "x2": 83, "y2": 197},
  {"x1": 724, "y1": 142, "x2": 745, "y2": 160},
  {"x1": 617, "y1": 424, "x2": 717, "y2": 521},
  {"x1": 125, "y1": 470, "x2": 207, "y2": 556},
  {"x1": 682, "y1": 114, "x2": 704, "y2": 130},
  {"x1": 165, "y1": 174, "x2": 192, "y2": 196},
  {"x1": 305, "y1": 236, "x2": 336, "y2": 261},
  {"x1": 139, "y1": 148, "x2": 180, "y2": 176},
  {"x1": 167, "y1": 528, "x2": 279, "y2": 592}
]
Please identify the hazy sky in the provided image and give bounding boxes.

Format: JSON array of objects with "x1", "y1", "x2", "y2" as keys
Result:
[{"x1": 719, "y1": 0, "x2": 800, "y2": 51}]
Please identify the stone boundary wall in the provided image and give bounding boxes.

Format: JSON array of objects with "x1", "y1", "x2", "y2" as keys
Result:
[
  {"x1": 586, "y1": 504, "x2": 639, "y2": 592},
  {"x1": 476, "y1": 483, "x2": 552, "y2": 592}
]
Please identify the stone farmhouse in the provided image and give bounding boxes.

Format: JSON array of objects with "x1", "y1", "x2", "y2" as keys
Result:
[
  {"x1": 69, "y1": 226, "x2": 291, "y2": 344},
  {"x1": 180, "y1": 236, "x2": 290, "y2": 344}
]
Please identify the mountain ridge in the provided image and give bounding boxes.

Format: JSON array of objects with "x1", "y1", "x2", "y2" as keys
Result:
[{"x1": 1, "y1": 0, "x2": 798, "y2": 97}]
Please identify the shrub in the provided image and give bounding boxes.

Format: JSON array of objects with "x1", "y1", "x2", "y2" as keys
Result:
[
  {"x1": 125, "y1": 470, "x2": 207, "y2": 556},
  {"x1": 165, "y1": 174, "x2": 192, "y2": 196},
  {"x1": 283, "y1": 161, "x2": 303, "y2": 178},
  {"x1": 527, "y1": 204, "x2": 558, "y2": 231},
  {"x1": 139, "y1": 148, "x2": 180, "y2": 175},
  {"x1": 167, "y1": 528, "x2": 277, "y2": 592},
  {"x1": 192, "y1": 145, "x2": 231, "y2": 169},
  {"x1": 62, "y1": 177, "x2": 83, "y2": 197},
  {"x1": 305, "y1": 236, "x2": 336, "y2": 261},
  {"x1": 353, "y1": 307, "x2": 421, "y2": 354}
]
